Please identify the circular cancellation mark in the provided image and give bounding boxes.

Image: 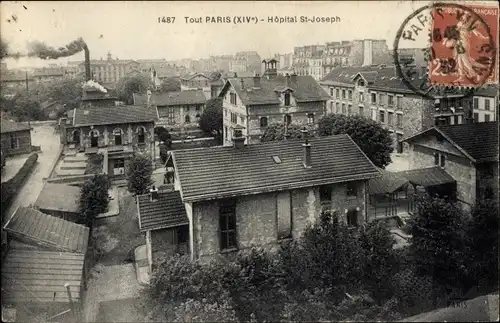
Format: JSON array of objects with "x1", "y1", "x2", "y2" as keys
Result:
[{"x1": 393, "y1": 2, "x2": 497, "y2": 100}]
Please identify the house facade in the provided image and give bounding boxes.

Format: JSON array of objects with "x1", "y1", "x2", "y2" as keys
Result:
[
  {"x1": 60, "y1": 105, "x2": 158, "y2": 176},
  {"x1": 472, "y1": 86, "x2": 498, "y2": 123},
  {"x1": 166, "y1": 132, "x2": 380, "y2": 262},
  {"x1": 180, "y1": 72, "x2": 223, "y2": 99},
  {"x1": 219, "y1": 59, "x2": 330, "y2": 146},
  {"x1": 320, "y1": 65, "x2": 474, "y2": 153},
  {"x1": 0, "y1": 119, "x2": 33, "y2": 156},
  {"x1": 404, "y1": 122, "x2": 498, "y2": 210},
  {"x1": 77, "y1": 52, "x2": 140, "y2": 85}
]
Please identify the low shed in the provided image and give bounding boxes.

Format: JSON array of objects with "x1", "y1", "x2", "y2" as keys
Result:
[{"x1": 34, "y1": 183, "x2": 81, "y2": 222}]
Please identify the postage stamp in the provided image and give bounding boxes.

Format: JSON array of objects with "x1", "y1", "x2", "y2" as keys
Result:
[{"x1": 429, "y1": 3, "x2": 498, "y2": 87}]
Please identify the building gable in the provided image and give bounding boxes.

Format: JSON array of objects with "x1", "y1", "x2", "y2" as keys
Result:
[{"x1": 410, "y1": 131, "x2": 467, "y2": 159}]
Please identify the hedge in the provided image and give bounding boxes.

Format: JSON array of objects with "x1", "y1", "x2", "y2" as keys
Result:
[{"x1": 1, "y1": 153, "x2": 39, "y2": 224}]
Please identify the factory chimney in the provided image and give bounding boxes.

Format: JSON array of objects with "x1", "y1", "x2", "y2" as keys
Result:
[{"x1": 83, "y1": 44, "x2": 91, "y2": 81}]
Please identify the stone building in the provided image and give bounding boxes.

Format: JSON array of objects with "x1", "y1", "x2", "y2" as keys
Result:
[
  {"x1": 0, "y1": 119, "x2": 33, "y2": 156},
  {"x1": 219, "y1": 59, "x2": 330, "y2": 146},
  {"x1": 180, "y1": 72, "x2": 224, "y2": 99},
  {"x1": 77, "y1": 52, "x2": 140, "y2": 85},
  {"x1": 165, "y1": 132, "x2": 380, "y2": 261},
  {"x1": 292, "y1": 45, "x2": 325, "y2": 76},
  {"x1": 404, "y1": 122, "x2": 498, "y2": 210},
  {"x1": 133, "y1": 90, "x2": 206, "y2": 137},
  {"x1": 320, "y1": 65, "x2": 474, "y2": 153},
  {"x1": 60, "y1": 105, "x2": 158, "y2": 177},
  {"x1": 472, "y1": 85, "x2": 498, "y2": 123}
]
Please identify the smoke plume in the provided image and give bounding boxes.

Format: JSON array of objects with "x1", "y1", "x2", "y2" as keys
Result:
[{"x1": 27, "y1": 37, "x2": 87, "y2": 60}]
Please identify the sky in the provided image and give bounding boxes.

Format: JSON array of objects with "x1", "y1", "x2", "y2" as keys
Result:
[{"x1": 0, "y1": 0, "x2": 494, "y2": 68}]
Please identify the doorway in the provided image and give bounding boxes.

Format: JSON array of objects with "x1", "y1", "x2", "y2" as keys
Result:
[
  {"x1": 346, "y1": 209, "x2": 359, "y2": 227},
  {"x1": 90, "y1": 130, "x2": 99, "y2": 148},
  {"x1": 114, "y1": 129, "x2": 123, "y2": 146},
  {"x1": 72, "y1": 130, "x2": 80, "y2": 145}
]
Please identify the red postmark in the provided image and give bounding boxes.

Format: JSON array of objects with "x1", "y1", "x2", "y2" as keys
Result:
[{"x1": 429, "y1": 4, "x2": 498, "y2": 87}]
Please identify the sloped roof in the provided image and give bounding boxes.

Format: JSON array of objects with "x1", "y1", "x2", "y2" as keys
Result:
[
  {"x1": 397, "y1": 167, "x2": 455, "y2": 187},
  {"x1": 0, "y1": 119, "x2": 31, "y2": 133},
  {"x1": 71, "y1": 105, "x2": 158, "y2": 127},
  {"x1": 134, "y1": 90, "x2": 207, "y2": 107},
  {"x1": 2, "y1": 249, "x2": 85, "y2": 304},
  {"x1": 368, "y1": 168, "x2": 409, "y2": 195},
  {"x1": 171, "y1": 134, "x2": 381, "y2": 202},
  {"x1": 3, "y1": 207, "x2": 89, "y2": 254},
  {"x1": 34, "y1": 183, "x2": 81, "y2": 213},
  {"x1": 180, "y1": 72, "x2": 212, "y2": 81},
  {"x1": 222, "y1": 74, "x2": 330, "y2": 106},
  {"x1": 472, "y1": 85, "x2": 498, "y2": 97},
  {"x1": 137, "y1": 191, "x2": 188, "y2": 231}
]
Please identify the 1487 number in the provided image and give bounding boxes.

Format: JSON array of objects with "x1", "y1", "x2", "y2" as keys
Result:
[{"x1": 158, "y1": 17, "x2": 175, "y2": 23}]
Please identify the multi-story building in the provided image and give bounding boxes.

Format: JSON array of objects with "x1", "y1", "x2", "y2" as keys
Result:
[
  {"x1": 322, "y1": 39, "x2": 391, "y2": 76},
  {"x1": 472, "y1": 86, "x2": 498, "y2": 123},
  {"x1": 180, "y1": 72, "x2": 223, "y2": 99},
  {"x1": 229, "y1": 57, "x2": 247, "y2": 73},
  {"x1": 275, "y1": 53, "x2": 293, "y2": 70},
  {"x1": 1, "y1": 118, "x2": 33, "y2": 156},
  {"x1": 293, "y1": 45, "x2": 325, "y2": 76},
  {"x1": 133, "y1": 90, "x2": 206, "y2": 137},
  {"x1": 59, "y1": 105, "x2": 158, "y2": 176},
  {"x1": 404, "y1": 122, "x2": 498, "y2": 211},
  {"x1": 77, "y1": 52, "x2": 140, "y2": 86},
  {"x1": 234, "y1": 51, "x2": 262, "y2": 75},
  {"x1": 219, "y1": 59, "x2": 331, "y2": 146},
  {"x1": 308, "y1": 52, "x2": 324, "y2": 81},
  {"x1": 320, "y1": 65, "x2": 473, "y2": 153},
  {"x1": 151, "y1": 131, "x2": 380, "y2": 262}
]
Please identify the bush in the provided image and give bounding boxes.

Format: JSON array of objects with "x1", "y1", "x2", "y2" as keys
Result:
[
  {"x1": 126, "y1": 154, "x2": 154, "y2": 195},
  {"x1": 78, "y1": 174, "x2": 111, "y2": 227},
  {"x1": 1, "y1": 153, "x2": 38, "y2": 223}
]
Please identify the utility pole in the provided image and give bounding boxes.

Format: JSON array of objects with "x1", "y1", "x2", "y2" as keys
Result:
[{"x1": 25, "y1": 71, "x2": 29, "y2": 91}]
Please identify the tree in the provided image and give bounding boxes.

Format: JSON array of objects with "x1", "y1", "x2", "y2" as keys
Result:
[
  {"x1": 126, "y1": 153, "x2": 154, "y2": 195},
  {"x1": 260, "y1": 123, "x2": 315, "y2": 142},
  {"x1": 116, "y1": 74, "x2": 150, "y2": 105},
  {"x1": 318, "y1": 115, "x2": 394, "y2": 168},
  {"x1": 198, "y1": 98, "x2": 223, "y2": 142},
  {"x1": 154, "y1": 126, "x2": 172, "y2": 143},
  {"x1": 78, "y1": 174, "x2": 111, "y2": 227},
  {"x1": 158, "y1": 77, "x2": 181, "y2": 92}
]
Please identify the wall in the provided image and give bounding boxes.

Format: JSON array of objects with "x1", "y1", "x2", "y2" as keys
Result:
[
  {"x1": 157, "y1": 103, "x2": 204, "y2": 131},
  {"x1": 191, "y1": 181, "x2": 366, "y2": 262},
  {"x1": 1, "y1": 130, "x2": 32, "y2": 156},
  {"x1": 476, "y1": 162, "x2": 499, "y2": 201},
  {"x1": 473, "y1": 96, "x2": 497, "y2": 122}
]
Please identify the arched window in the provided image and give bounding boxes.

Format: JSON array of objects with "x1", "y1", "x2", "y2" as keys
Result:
[
  {"x1": 137, "y1": 126, "x2": 145, "y2": 144},
  {"x1": 195, "y1": 114, "x2": 201, "y2": 120},
  {"x1": 113, "y1": 128, "x2": 123, "y2": 145},
  {"x1": 260, "y1": 117, "x2": 268, "y2": 128},
  {"x1": 89, "y1": 130, "x2": 99, "y2": 148},
  {"x1": 185, "y1": 115, "x2": 191, "y2": 123},
  {"x1": 284, "y1": 93, "x2": 291, "y2": 106}
]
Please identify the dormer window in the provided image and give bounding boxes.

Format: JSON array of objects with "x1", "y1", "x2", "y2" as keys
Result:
[
  {"x1": 284, "y1": 93, "x2": 291, "y2": 106},
  {"x1": 358, "y1": 80, "x2": 365, "y2": 87}
]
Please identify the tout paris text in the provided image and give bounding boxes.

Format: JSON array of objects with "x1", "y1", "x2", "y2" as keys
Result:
[{"x1": 158, "y1": 16, "x2": 341, "y2": 24}]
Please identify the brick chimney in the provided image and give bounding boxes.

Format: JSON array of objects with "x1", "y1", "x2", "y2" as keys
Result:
[
  {"x1": 285, "y1": 73, "x2": 291, "y2": 86},
  {"x1": 301, "y1": 128, "x2": 311, "y2": 168},
  {"x1": 232, "y1": 128, "x2": 245, "y2": 148},
  {"x1": 253, "y1": 73, "x2": 261, "y2": 88},
  {"x1": 240, "y1": 78, "x2": 245, "y2": 90},
  {"x1": 150, "y1": 185, "x2": 159, "y2": 201}
]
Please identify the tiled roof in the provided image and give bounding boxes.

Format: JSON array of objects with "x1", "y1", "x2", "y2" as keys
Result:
[
  {"x1": 437, "y1": 122, "x2": 498, "y2": 162},
  {"x1": 0, "y1": 119, "x2": 31, "y2": 133},
  {"x1": 82, "y1": 91, "x2": 118, "y2": 101},
  {"x1": 223, "y1": 75, "x2": 330, "y2": 106},
  {"x1": 180, "y1": 72, "x2": 212, "y2": 81},
  {"x1": 472, "y1": 85, "x2": 498, "y2": 97},
  {"x1": 171, "y1": 135, "x2": 381, "y2": 202},
  {"x1": 71, "y1": 105, "x2": 158, "y2": 127},
  {"x1": 34, "y1": 183, "x2": 80, "y2": 213},
  {"x1": 368, "y1": 168, "x2": 409, "y2": 195},
  {"x1": 3, "y1": 207, "x2": 89, "y2": 253},
  {"x1": 137, "y1": 191, "x2": 188, "y2": 231},
  {"x1": 2, "y1": 249, "x2": 85, "y2": 303},
  {"x1": 134, "y1": 90, "x2": 207, "y2": 107},
  {"x1": 397, "y1": 167, "x2": 455, "y2": 187}
]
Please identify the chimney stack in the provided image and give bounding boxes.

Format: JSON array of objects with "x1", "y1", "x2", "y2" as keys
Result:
[
  {"x1": 301, "y1": 128, "x2": 311, "y2": 168},
  {"x1": 232, "y1": 128, "x2": 246, "y2": 148},
  {"x1": 240, "y1": 78, "x2": 245, "y2": 90},
  {"x1": 285, "y1": 73, "x2": 291, "y2": 86},
  {"x1": 150, "y1": 185, "x2": 159, "y2": 201},
  {"x1": 253, "y1": 73, "x2": 261, "y2": 88},
  {"x1": 83, "y1": 44, "x2": 91, "y2": 81},
  {"x1": 147, "y1": 90, "x2": 152, "y2": 107}
]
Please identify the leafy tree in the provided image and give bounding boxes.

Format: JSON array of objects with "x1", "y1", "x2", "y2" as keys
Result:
[
  {"x1": 116, "y1": 74, "x2": 150, "y2": 104},
  {"x1": 126, "y1": 153, "x2": 154, "y2": 195},
  {"x1": 318, "y1": 115, "x2": 394, "y2": 168},
  {"x1": 407, "y1": 195, "x2": 468, "y2": 290},
  {"x1": 78, "y1": 174, "x2": 111, "y2": 227},
  {"x1": 198, "y1": 98, "x2": 222, "y2": 142},
  {"x1": 158, "y1": 77, "x2": 181, "y2": 92},
  {"x1": 6, "y1": 91, "x2": 46, "y2": 121},
  {"x1": 260, "y1": 123, "x2": 315, "y2": 142},
  {"x1": 154, "y1": 126, "x2": 172, "y2": 143}
]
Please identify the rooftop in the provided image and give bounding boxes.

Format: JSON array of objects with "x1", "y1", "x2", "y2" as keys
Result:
[
  {"x1": 368, "y1": 168, "x2": 409, "y2": 195},
  {"x1": 70, "y1": 105, "x2": 158, "y2": 127},
  {"x1": 3, "y1": 207, "x2": 89, "y2": 253},
  {"x1": 221, "y1": 74, "x2": 331, "y2": 106},
  {"x1": 2, "y1": 249, "x2": 85, "y2": 304},
  {"x1": 397, "y1": 166, "x2": 456, "y2": 187},
  {"x1": 134, "y1": 90, "x2": 207, "y2": 106},
  {"x1": 170, "y1": 134, "x2": 381, "y2": 202},
  {"x1": 137, "y1": 190, "x2": 189, "y2": 232},
  {"x1": 34, "y1": 183, "x2": 81, "y2": 213},
  {"x1": 0, "y1": 119, "x2": 31, "y2": 133}
]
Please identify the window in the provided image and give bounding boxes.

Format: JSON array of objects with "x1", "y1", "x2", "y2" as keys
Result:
[
  {"x1": 285, "y1": 114, "x2": 292, "y2": 126},
  {"x1": 329, "y1": 88, "x2": 334, "y2": 96},
  {"x1": 240, "y1": 116, "x2": 245, "y2": 124},
  {"x1": 379, "y1": 93, "x2": 385, "y2": 106},
  {"x1": 434, "y1": 152, "x2": 446, "y2": 167},
  {"x1": 379, "y1": 110, "x2": 385, "y2": 123},
  {"x1": 342, "y1": 89, "x2": 346, "y2": 99},
  {"x1": 359, "y1": 92, "x2": 364, "y2": 103},
  {"x1": 371, "y1": 108, "x2": 377, "y2": 121},
  {"x1": 231, "y1": 112, "x2": 238, "y2": 124},
  {"x1": 167, "y1": 107, "x2": 175, "y2": 124},
  {"x1": 113, "y1": 128, "x2": 122, "y2": 145},
  {"x1": 307, "y1": 113, "x2": 315, "y2": 124},
  {"x1": 348, "y1": 90, "x2": 353, "y2": 100},
  {"x1": 485, "y1": 114, "x2": 491, "y2": 122},
  {"x1": 260, "y1": 117, "x2": 268, "y2": 128},
  {"x1": 347, "y1": 104, "x2": 352, "y2": 116},
  {"x1": 219, "y1": 199, "x2": 237, "y2": 251},
  {"x1": 195, "y1": 105, "x2": 201, "y2": 111},
  {"x1": 388, "y1": 112, "x2": 394, "y2": 126},
  {"x1": 358, "y1": 80, "x2": 365, "y2": 87},
  {"x1": 336, "y1": 89, "x2": 340, "y2": 98},
  {"x1": 440, "y1": 154, "x2": 446, "y2": 167},
  {"x1": 347, "y1": 209, "x2": 358, "y2": 227},
  {"x1": 284, "y1": 93, "x2": 291, "y2": 106},
  {"x1": 224, "y1": 108, "x2": 228, "y2": 117},
  {"x1": 359, "y1": 106, "x2": 364, "y2": 116},
  {"x1": 474, "y1": 112, "x2": 479, "y2": 123},
  {"x1": 388, "y1": 95, "x2": 394, "y2": 107},
  {"x1": 371, "y1": 93, "x2": 377, "y2": 104},
  {"x1": 320, "y1": 185, "x2": 332, "y2": 202},
  {"x1": 346, "y1": 182, "x2": 357, "y2": 197},
  {"x1": 230, "y1": 92, "x2": 237, "y2": 105},
  {"x1": 277, "y1": 191, "x2": 292, "y2": 240},
  {"x1": 485, "y1": 99, "x2": 490, "y2": 111},
  {"x1": 137, "y1": 127, "x2": 145, "y2": 144},
  {"x1": 176, "y1": 226, "x2": 189, "y2": 244},
  {"x1": 114, "y1": 158, "x2": 125, "y2": 169},
  {"x1": 185, "y1": 115, "x2": 191, "y2": 123},
  {"x1": 396, "y1": 96, "x2": 402, "y2": 109},
  {"x1": 396, "y1": 113, "x2": 403, "y2": 127},
  {"x1": 336, "y1": 102, "x2": 340, "y2": 114},
  {"x1": 9, "y1": 133, "x2": 19, "y2": 149},
  {"x1": 473, "y1": 98, "x2": 479, "y2": 109},
  {"x1": 342, "y1": 103, "x2": 346, "y2": 114},
  {"x1": 224, "y1": 126, "x2": 228, "y2": 139},
  {"x1": 396, "y1": 133, "x2": 404, "y2": 153}
]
